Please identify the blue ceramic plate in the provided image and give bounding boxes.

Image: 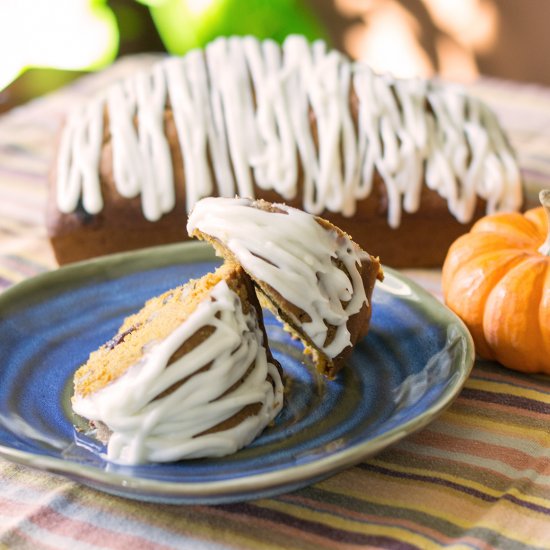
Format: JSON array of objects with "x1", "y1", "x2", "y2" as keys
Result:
[{"x1": 0, "y1": 242, "x2": 474, "y2": 504}]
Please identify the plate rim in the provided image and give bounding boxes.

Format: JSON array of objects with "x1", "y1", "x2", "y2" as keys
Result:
[{"x1": 0, "y1": 242, "x2": 475, "y2": 500}]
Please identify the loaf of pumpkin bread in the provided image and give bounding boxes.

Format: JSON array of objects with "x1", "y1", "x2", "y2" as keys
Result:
[{"x1": 48, "y1": 35, "x2": 523, "y2": 267}]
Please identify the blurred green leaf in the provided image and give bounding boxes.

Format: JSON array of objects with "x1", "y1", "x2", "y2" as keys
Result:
[{"x1": 144, "y1": 0, "x2": 329, "y2": 54}]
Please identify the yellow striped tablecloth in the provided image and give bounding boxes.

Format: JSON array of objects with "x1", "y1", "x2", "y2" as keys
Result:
[{"x1": 1, "y1": 58, "x2": 549, "y2": 549}]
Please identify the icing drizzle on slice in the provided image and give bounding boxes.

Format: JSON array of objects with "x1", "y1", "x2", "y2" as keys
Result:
[{"x1": 187, "y1": 197, "x2": 369, "y2": 359}]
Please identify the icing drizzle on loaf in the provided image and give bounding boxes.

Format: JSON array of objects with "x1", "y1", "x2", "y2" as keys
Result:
[
  {"x1": 57, "y1": 35, "x2": 522, "y2": 227},
  {"x1": 187, "y1": 197, "x2": 368, "y2": 359},
  {"x1": 72, "y1": 279, "x2": 283, "y2": 465}
]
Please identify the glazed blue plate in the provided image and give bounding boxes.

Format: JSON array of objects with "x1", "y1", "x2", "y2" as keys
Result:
[{"x1": 0, "y1": 242, "x2": 474, "y2": 504}]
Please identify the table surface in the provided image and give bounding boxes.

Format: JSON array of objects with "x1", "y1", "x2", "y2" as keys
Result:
[{"x1": 1, "y1": 56, "x2": 550, "y2": 549}]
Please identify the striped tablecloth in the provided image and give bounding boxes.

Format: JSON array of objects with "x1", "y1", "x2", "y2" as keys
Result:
[{"x1": 1, "y1": 57, "x2": 550, "y2": 549}]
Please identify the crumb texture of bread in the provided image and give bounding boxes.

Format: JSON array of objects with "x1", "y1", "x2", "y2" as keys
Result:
[{"x1": 72, "y1": 262, "x2": 284, "y2": 465}]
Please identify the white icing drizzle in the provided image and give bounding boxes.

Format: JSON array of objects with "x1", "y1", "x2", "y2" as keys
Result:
[
  {"x1": 56, "y1": 35, "x2": 522, "y2": 226},
  {"x1": 72, "y1": 279, "x2": 283, "y2": 465},
  {"x1": 187, "y1": 197, "x2": 368, "y2": 359}
]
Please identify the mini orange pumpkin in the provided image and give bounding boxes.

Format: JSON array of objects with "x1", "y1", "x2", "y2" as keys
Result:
[{"x1": 442, "y1": 190, "x2": 550, "y2": 373}]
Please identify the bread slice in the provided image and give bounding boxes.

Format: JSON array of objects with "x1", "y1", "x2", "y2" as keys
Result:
[
  {"x1": 188, "y1": 197, "x2": 383, "y2": 378},
  {"x1": 72, "y1": 262, "x2": 284, "y2": 464}
]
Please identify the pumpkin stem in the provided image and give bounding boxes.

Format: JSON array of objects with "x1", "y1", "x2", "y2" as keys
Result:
[{"x1": 539, "y1": 189, "x2": 550, "y2": 256}]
